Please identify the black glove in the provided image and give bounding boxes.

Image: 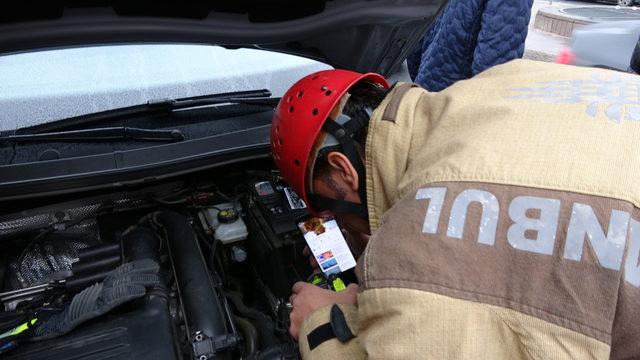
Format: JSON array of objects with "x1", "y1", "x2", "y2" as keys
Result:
[{"x1": 31, "y1": 259, "x2": 161, "y2": 340}]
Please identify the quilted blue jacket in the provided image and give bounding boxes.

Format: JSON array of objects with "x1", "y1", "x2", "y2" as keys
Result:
[{"x1": 408, "y1": 0, "x2": 533, "y2": 91}]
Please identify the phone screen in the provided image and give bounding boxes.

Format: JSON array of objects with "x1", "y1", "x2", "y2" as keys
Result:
[{"x1": 298, "y1": 217, "x2": 357, "y2": 276}]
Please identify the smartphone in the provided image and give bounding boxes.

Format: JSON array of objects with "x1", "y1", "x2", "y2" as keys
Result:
[{"x1": 298, "y1": 217, "x2": 357, "y2": 276}]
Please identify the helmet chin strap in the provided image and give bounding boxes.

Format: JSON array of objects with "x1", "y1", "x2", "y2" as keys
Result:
[
  {"x1": 308, "y1": 110, "x2": 372, "y2": 220},
  {"x1": 307, "y1": 195, "x2": 368, "y2": 219}
]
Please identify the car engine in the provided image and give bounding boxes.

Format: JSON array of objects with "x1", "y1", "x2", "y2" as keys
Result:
[{"x1": 0, "y1": 161, "x2": 317, "y2": 359}]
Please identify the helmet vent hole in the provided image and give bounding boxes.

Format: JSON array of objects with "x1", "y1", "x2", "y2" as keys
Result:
[
  {"x1": 297, "y1": 91, "x2": 304, "y2": 98},
  {"x1": 321, "y1": 85, "x2": 328, "y2": 91},
  {"x1": 312, "y1": 75, "x2": 319, "y2": 80},
  {"x1": 278, "y1": 138, "x2": 283, "y2": 146},
  {"x1": 289, "y1": 106, "x2": 294, "y2": 113},
  {"x1": 287, "y1": 96, "x2": 293, "y2": 103},
  {"x1": 325, "y1": 90, "x2": 332, "y2": 96},
  {"x1": 294, "y1": 159, "x2": 300, "y2": 166},
  {"x1": 275, "y1": 125, "x2": 280, "y2": 133},
  {"x1": 312, "y1": 108, "x2": 319, "y2": 116}
]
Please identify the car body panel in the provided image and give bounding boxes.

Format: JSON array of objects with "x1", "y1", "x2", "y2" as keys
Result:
[
  {"x1": 0, "y1": 1, "x2": 445, "y2": 75},
  {"x1": 0, "y1": 125, "x2": 272, "y2": 201}
]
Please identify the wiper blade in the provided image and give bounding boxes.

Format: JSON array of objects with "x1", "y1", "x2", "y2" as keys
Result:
[
  {"x1": 163, "y1": 89, "x2": 279, "y2": 108},
  {"x1": 2, "y1": 127, "x2": 184, "y2": 143},
  {"x1": 18, "y1": 89, "x2": 277, "y2": 135}
]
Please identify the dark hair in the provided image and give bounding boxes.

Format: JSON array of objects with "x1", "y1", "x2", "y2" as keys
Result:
[{"x1": 313, "y1": 80, "x2": 389, "y2": 185}]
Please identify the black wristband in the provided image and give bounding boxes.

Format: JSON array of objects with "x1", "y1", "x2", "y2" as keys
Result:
[{"x1": 307, "y1": 323, "x2": 334, "y2": 350}]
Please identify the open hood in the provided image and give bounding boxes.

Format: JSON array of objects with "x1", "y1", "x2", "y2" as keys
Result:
[
  {"x1": 0, "y1": 0, "x2": 449, "y2": 201},
  {"x1": 0, "y1": 0, "x2": 447, "y2": 75}
]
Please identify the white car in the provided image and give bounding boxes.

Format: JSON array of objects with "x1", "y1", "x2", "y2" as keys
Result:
[{"x1": 557, "y1": 20, "x2": 640, "y2": 71}]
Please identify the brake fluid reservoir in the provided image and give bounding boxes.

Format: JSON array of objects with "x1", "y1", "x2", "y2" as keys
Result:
[
  {"x1": 199, "y1": 203, "x2": 248, "y2": 244},
  {"x1": 217, "y1": 207, "x2": 248, "y2": 244}
]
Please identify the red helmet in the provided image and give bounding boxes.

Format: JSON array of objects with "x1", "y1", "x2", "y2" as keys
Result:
[{"x1": 271, "y1": 69, "x2": 388, "y2": 212}]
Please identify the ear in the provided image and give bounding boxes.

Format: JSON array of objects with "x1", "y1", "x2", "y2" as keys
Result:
[{"x1": 326, "y1": 151, "x2": 359, "y2": 192}]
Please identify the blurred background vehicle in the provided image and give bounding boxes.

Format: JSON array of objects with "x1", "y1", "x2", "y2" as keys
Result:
[
  {"x1": 614, "y1": 0, "x2": 637, "y2": 6},
  {"x1": 556, "y1": 20, "x2": 640, "y2": 70},
  {"x1": 581, "y1": 0, "x2": 637, "y2": 6}
]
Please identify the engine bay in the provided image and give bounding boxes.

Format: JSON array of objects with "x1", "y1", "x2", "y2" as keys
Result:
[{"x1": 0, "y1": 160, "x2": 330, "y2": 359}]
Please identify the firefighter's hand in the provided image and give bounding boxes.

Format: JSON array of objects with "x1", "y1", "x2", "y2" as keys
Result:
[{"x1": 288, "y1": 282, "x2": 359, "y2": 340}]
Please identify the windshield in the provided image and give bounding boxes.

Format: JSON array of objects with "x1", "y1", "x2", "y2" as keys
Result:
[{"x1": 0, "y1": 44, "x2": 331, "y2": 131}]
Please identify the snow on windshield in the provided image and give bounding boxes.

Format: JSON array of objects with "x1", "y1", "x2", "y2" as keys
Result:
[{"x1": 0, "y1": 44, "x2": 331, "y2": 131}]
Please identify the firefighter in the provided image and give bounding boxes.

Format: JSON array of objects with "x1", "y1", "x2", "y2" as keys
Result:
[{"x1": 271, "y1": 61, "x2": 640, "y2": 359}]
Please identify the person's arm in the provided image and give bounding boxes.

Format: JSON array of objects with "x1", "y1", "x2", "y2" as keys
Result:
[
  {"x1": 289, "y1": 282, "x2": 366, "y2": 359},
  {"x1": 471, "y1": 0, "x2": 532, "y2": 75}
]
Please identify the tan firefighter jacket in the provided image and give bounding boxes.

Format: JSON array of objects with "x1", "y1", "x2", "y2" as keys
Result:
[{"x1": 297, "y1": 59, "x2": 640, "y2": 360}]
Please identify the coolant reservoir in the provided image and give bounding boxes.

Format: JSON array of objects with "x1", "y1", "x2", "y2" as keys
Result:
[{"x1": 199, "y1": 203, "x2": 248, "y2": 244}]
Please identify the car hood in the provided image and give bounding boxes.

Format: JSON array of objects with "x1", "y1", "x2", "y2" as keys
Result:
[{"x1": 0, "y1": 0, "x2": 447, "y2": 75}]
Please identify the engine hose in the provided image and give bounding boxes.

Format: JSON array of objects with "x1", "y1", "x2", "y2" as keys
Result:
[
  {"x1": 65, "y1": 269, "x2": 113, "y2": 290},
  {"x1": 225, "y1": 291, "x2": 277, "y2": 348},
  {"x1": 121, "y1": 226, "x2": 161, "y2": 263},
  {"x1": 76, "y1": 243, "x2": 120, "y2": 261},
  {"x1": 233, "y1": 316, "x2": 258, "y2": 358},
  {"x1": 149, "y1": 211, "x2": 231, "y2": 359},
  {"x1": 70, "y1": 254, "x2": 120, "y2": 275}
]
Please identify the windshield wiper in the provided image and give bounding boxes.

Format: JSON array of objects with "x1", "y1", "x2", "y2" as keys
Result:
[
  {"x1": 17, "y1": 89, "x2": 278, "y2": 135},
  {"x1": 1, "y1": 127, "x2": 184, "y2": 143}
]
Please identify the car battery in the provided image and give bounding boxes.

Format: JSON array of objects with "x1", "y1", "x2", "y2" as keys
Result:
[{"x1": 242, "y1": 174, "x2": 310, "y2": 297}]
